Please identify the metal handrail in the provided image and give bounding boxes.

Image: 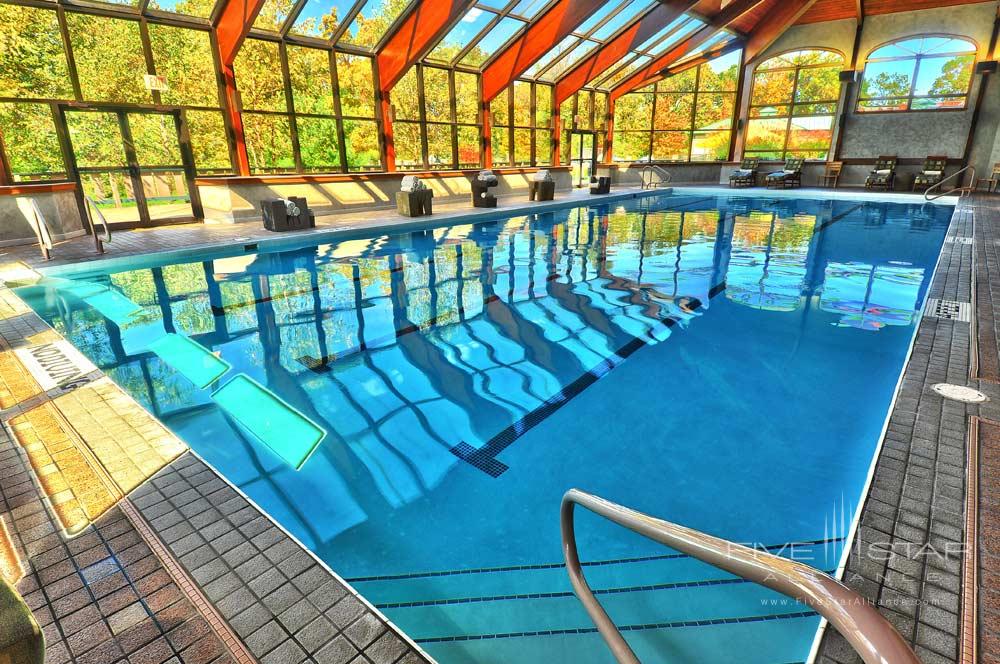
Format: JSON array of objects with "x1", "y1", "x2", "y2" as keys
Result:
[
  {"x1": 561, "y1": 489, "x2": 922, "y2": 664},
  {"x1": 639, "y1": 164, "x2": 672, "y2": 190},
  {"x1": 84, "y1": 196, "x2": 112, "y2": 254},
  {"x1": 14, "y1": 198, "x2": 54, "y2": 260},
  {"x1": 926, "y1": 165, "x2": 975, "y2": 201}
]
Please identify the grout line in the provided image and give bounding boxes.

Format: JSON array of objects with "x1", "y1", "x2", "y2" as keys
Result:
[
  {"x1": 118, "y1": 495, "x2": 259, "y2": 664},
  {"x1": 960, "y1": 416, "x2": 982, "y2": 664}
]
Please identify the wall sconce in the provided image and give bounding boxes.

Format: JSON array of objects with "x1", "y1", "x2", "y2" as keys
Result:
[{"x1": 976, "y1": 60, "x2": 998, "y2": 74}]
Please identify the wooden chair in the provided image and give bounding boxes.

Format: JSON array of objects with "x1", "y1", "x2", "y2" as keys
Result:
[
  {"x1": 819, "y1": 161, "x2": 843, "y2": 188},
  {"x1": 765, "y1": 157, "x2": 805, "y2": 189},
  {"x1": 975, "y1": 162, "x2": 1000, "y2": 193},
  {"x1": 865, "y1": 156, "x2": 897, "y2": 191},
  {"x1": 912, "y1": 156, "x2": 949, "y2": 191},
  {"x1": 729, "y1": 158, "x2": 760, "y2": 188}
]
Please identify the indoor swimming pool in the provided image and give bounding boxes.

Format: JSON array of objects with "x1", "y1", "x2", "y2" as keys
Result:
[{"x1": 15, "y1": 191, "x2": 955, "y2": 663}]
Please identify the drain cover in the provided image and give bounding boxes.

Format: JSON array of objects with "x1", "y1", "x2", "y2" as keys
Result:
[{"x1": 931, "y1": 383, "x2": 989, "y2": 403}]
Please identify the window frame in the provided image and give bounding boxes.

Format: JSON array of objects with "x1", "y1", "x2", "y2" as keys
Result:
[
  {"x1": 855, "y1": 34, "x2": 978, "y2": 114},
  {"x1": 745, "y1": 47, "x2": 844, "y2": 162}
]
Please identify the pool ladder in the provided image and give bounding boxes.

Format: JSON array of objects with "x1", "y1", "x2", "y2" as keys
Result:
[
  {"x1": 561, "y1": 489, "x2": 922, "y2": 664},
  {"x1": 639, "y1": 165, "x2": 672, "y2": 190}
]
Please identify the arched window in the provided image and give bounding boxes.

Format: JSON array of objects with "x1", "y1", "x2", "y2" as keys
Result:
[
  {"x1": 745, "y1": 49, "x2": 843, "y2": 161},
  {"x1": 858, "y1": 36, "x2": 977, "y2": 112}
]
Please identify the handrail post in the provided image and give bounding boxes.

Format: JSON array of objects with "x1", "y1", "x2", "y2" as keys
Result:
[
  {"x1": 561, "y1": 489, "x2": 922, "y2": 664},
  {"x1": 926, "y1": 165, "x2": 975, "y2": 201}
]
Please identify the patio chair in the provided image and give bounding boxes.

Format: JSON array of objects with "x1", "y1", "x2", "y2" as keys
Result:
[
  {"x1": 729, "y1": 158, "x2": 760, "y2": 188},
  {"x1": 865, "y1": 156, "x2": 897, "y2": 191},
  {"x1": 765, "y1": 157, "x2": 805, "y2": 189},
  {"x1": 912, "y1": 156, "x2": 948, "y2": 191},
  {"x1": 975, "y1": 162, "x2": 1000, "y2": 193},
  {"x1": 820, "y1": 161, "x2": 843, "y2": 188}
]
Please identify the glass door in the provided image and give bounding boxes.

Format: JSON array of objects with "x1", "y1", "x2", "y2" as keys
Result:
[
  {"x1": 64, "y1": 109, "x2": 141, "y2": 226},
  {"x1": 62, "y1": 107, "x2": 199, "y2": 228},
  {"x1": 127, "y1": 112, "x2": 196, "y2": 222},
  {"x1": 569, "y1": 131, "x2": 597, "y2": 187}
]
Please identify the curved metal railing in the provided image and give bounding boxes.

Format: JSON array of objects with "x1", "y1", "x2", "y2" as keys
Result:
[
  {"x1": 85, "y1": 196, "x2": 112, "y2": 254},
  {"x1": 561, "y1": 489, "x2": 922, "y2": 664},
  {"x1": 639, "y1": 164, "x2": 672, "y2": 190},
  {"x1": 15, "y1": 198, "x2": 54, "y2": 260},
  {"x1": 926, "y1": 165, "x2": 975, "y2": 201}
]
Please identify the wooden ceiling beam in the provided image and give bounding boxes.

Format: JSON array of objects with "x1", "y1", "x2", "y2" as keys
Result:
[
  {"x1": 743, "y1": 0, "x2": 822, "y2": 64},
  {"x1": 553, "y1": 0, "x2": 699, "y2": 106},
  {"x1": 376, "y1": 0, "x2": 477, "y2": 92},
  {"x1": 481, "y1": 0, "x2": 607, "y2": 103},
  {"x1": 609, "y1": 0, "x2": 765, "y2": 101}
]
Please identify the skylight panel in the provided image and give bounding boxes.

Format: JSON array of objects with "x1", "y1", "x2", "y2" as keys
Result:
[
  {"x1": 634, "y1": 14, "x2": 689, "y2": 53},
  {"x1": 590, "y1": 0, "x2": 652, "y2": 41},
  {"x1": 475, "y1": 0, "x2": 508, "y2": 9},
  {"x1": 509, "y1": 0, "x2": 549, "y2": 20},
  {"x1": 596, "y1": 54, "x2": 650, "y2": 89},
  {"x1": 523, "y1": 34, "x2": 579, "y2": 77},
  {"x1": 338, "y1": 0, "x2": 413, "y2": 49},
  {"x1": 573, "y1": 0, "x2": 627, "y2": 35},
  {"x1": 426, "y1": 7, "x2": 497, "y2": 63},
  {"x1": 289, "y1": 0, "x2": 358, "y2": 39},
  {"x1": 461, "y1": 16, "x2": 526, "y2": 67},
  {"x1": 540, "y1": 39, "x2": 598, "y2": 80},
  {"x1": 644, "y1": 18, "x2": 702, "y2": 56},
  {"x1": 146, "y1": 0, "x2": 214, "y2": 18},
  {"x1": 683, "y1": 31, "x2": 728, "y2": 60},
  {"x1": 252, "y1": 0, "x2": 297, "y2": 32}
]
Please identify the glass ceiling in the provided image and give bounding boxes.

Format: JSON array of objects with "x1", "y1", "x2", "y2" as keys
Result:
[{"x1": 49, "y1": 0, "x2": 739, "y2": 93}]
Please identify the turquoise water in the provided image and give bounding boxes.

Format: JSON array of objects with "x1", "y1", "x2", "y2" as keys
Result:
[{"x1": 17, "y1": 192, "x2": 952, "y2": 663}]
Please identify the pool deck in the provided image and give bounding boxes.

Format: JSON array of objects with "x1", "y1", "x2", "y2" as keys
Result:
[{"x1": 0, "y1": 184, "x2": 992, "y2": 664}]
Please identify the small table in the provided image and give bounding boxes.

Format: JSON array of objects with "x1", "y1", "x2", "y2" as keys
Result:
[{"x1": 529, "y1": 180, "x2": 555, "y2": 201}]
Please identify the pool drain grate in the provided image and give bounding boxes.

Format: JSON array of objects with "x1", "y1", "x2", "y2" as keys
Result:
[
  {"x1": 932, "y1": 383, "x2": 989, "y2": 403},
  {"x1": 925, "y1": 298, "x2": 971, "y2": 322}
]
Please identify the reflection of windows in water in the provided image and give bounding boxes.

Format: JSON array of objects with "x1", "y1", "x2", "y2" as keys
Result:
[
  {"x1": 726, "y1": 214, "x2": 816, "y2": 312},
  {"x1": 820, "y1": 262, "x2": 925, "y2": 330}
]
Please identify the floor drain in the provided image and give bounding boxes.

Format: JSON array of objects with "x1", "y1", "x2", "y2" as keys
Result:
[
  {"x1": 924, "y1": 298, "x2": 971, "y2": 322},
  {"x1": 932, "y1": 383, "x2": 989, "y2": 403}
]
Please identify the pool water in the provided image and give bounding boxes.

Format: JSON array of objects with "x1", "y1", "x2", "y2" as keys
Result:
[{"x1": 17, "y1": 192, "x2": 953, "y2": 663}]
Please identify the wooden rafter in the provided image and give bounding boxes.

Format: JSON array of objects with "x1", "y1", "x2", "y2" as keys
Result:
[
  {"x1": 609, "y1": 0, "x2": 765, "y2": 101},
  {"x1": 553, "y1": 0, "x2": 699, "y2": 106},
  {"x1": 481, "y1": 0, "x2": 608, "y2": 103},
  {"x1": 376, "y1": 0, "x2": 477, "y2": 92},
  {"x1": 215, "y1": 0, "x2": 268, "y2": 175},
  {"x1": 743, "y1": 0, "x2": 822, "y2": 63}
]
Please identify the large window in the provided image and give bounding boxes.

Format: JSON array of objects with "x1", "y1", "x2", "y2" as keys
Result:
[
  {"x1": 857, "y1": 36, "x2": 977, "y2": 112},
  {"x1": 745, "y1": 49, "x2": 842, "y2": 161},
  {"x1": 491, "y1": 80, "x2": 554, "y2": 168},
  {"x1": 0, "y1": 3, "x2": 230, "y2": 180},
  {"x1": 392, "y1": 65, "x2": 481, "y2": 171},
  {"x1": 612, "y1": 50, "x2": 740, "y2": 163},
  {"x1": 234, "y1": 38, "x2": 381, "y2": 174}
]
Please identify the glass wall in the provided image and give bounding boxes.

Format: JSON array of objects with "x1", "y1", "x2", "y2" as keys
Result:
[
  {"x1": 612, "y1": 50, "x2": 739, "y2": 163},
  {"x1": 392, "y1": 64, "x2": 480, "y2": 170},
  {"x1": 0, "y1": 2, "x2": 230, "y2": 181},
  {"x1": 235, "y1": 38, "x2": 380, "y2": 173},
  {"x1": 745, "y1": 49, "x2": 842, "y2": 161},
  {"x1": 491, "y1": 80, "x2": 555, "y2": 168}
]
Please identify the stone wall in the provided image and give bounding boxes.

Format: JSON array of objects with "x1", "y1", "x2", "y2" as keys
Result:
[
  {"x1": 197, "y1": 168, "x2": 574, "y2": 224},
  {"x1": 0, "y1": 188, "x2": 86, "y2": 247}
]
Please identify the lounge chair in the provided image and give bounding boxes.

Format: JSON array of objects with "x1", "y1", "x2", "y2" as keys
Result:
[
  {"x1": 975, "y1": 162, "x2": 1000, "y2": 193},
  {"x1": 820, "y1": 161, "x2": 843, "y2": 188},
  {"x1": 912, "y1": 156, "x2": 948, "y2": 191},
  {"x1": 765, "y1": 157, "x2": 805, "y2": 189},
  {"x1": 865, "y1": 156, "x2": 897, "y2": 191},
  {"x1": 729, "y1": 158, "x2": 760, "y2": 188}
]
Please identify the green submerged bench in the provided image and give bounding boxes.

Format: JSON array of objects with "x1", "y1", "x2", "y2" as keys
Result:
[{"x1": 0, "y1": 578, "x2": 44, "y2": 664}]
